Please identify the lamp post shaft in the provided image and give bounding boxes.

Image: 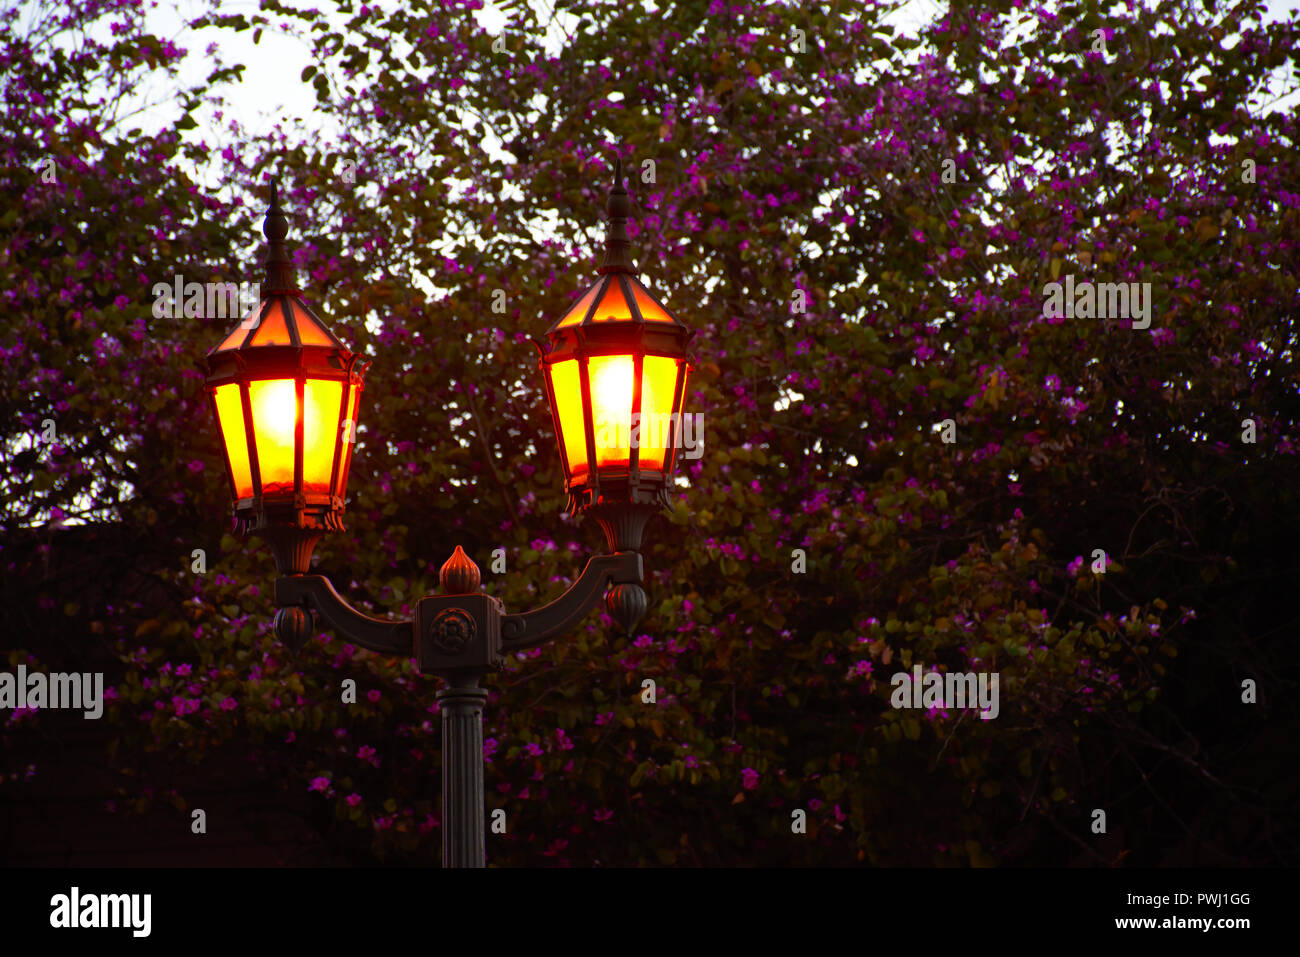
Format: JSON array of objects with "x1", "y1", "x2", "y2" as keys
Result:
[{"x1": 437, "y1": 673, "x2": 488, "y2": 868}]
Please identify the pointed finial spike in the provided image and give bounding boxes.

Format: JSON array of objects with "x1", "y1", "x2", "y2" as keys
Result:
[
  {"x1": 264, "y1": 177, "x2": 288, "y2": 243},
  {"x1": 263, "y1": 175, "x2": 294, "y2": 288},
  {"x1": 600, "y1": 153, "x2": 634, "y2": 274}
]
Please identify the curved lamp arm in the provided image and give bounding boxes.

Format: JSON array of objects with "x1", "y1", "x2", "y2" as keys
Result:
[
  {"x1": 276, "y1": 574, "x2": 413, "y2": 656},
  {"x1": 500, "y1": 552, "x2": 643, "y2": 652}
]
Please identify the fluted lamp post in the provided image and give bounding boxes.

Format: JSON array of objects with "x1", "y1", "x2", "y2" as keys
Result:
[{"x1": 202, "y1": 165, "x2": 694, "y2": 867}]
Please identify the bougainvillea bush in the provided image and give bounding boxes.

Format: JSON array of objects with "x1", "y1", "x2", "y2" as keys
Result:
[{"x1": 2, "y1": 0, "x2": 1298, "y2": 865}]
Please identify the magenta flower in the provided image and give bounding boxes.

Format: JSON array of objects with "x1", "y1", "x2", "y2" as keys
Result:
[
  {"x1": 742, "y1": 767, "x2": 759, "y2": 790},
  {"x1": 308, "y1": 776, "x2": 331, "y2": 792},
  {"x1": 346, "y1": 793, "x2": 361, "y2": 807},
  {"x1": 219, "y1": 697, "x2": 237, "y2": 711}
]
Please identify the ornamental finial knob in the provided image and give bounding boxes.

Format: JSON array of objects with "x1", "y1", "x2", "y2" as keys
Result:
[{"x1": 439, "y1": 545, "x2": 481, "y2": 595}]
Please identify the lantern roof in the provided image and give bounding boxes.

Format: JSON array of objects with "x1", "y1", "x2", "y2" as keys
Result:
[
  {"x1": 548, "y1": 271, "x2": 685, "y2": 333},
  {"x1": 209, "y1": 295, "x2": 346, "y2": 353},
  {"x1": 546, "y1": 158, "x2": 687, "y2": 335},
  {"x1": 208, "y1": 179, "x2": 347, "y2": 355}
]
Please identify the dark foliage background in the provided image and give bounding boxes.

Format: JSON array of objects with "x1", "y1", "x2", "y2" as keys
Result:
[{"x1": 2, "y1": 0, "x2": 1298, "y2": 865}]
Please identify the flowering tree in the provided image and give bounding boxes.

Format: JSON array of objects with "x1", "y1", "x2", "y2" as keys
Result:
[{"x1": 2, "y1": 0, "x2": 1298, "y2": 865}]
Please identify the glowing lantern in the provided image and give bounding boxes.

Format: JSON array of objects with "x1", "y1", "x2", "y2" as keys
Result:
[
  {"x1": 536, "y1": 160, "x2": 693, "y2": 551},
  {"x1": 202, "y1": 181, "x2": 369, "y2": 574}
]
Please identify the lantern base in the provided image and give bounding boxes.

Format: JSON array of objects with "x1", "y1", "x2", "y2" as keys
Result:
[
  {"x1": 587, "y1": 501, "x2": 658, "y2": 554},
  {"x1": 233, "y1": 496, "x2": 345, "y2": 575},
  {"x1": 260, "y1": 525, "x2": 325, "y2": 576}
]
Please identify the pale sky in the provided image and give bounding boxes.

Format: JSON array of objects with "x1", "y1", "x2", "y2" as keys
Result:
[{"x1": 121, "y1": 0, "x2": 1296, "y2": 175}]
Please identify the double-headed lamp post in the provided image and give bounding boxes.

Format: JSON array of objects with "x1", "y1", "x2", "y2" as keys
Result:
[{"x1": 201, "y1": 161, "x2": 694, "y2": 867}]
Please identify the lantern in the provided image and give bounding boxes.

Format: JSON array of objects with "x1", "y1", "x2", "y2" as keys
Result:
[
  {"x1": 202, "y1": 180, "x2": 369, "y2": 574},
  {"x1": 536, "y1": 159, "x2": 693, "y2": 552}
]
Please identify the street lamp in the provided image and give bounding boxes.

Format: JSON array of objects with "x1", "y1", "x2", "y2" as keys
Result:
[
  {"x1": 538, "y1": 159, "x2": 693, "y2": 554},
  {"x1": 203, "y1": 181, "x2": 369, "y2": 579},
  {"x1": 202, "y1": 164, "x2": 694, "y2": 867}
]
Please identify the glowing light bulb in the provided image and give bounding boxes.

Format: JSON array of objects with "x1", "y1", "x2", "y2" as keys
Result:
[
  {"x1": 249, "y1": 379, "x2": 298, "y2": 492},
  {"x1": 588, "y1": 356, "x2": 633, "y2": 463}
]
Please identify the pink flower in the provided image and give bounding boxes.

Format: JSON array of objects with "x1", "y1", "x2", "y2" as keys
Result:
[
  {"x1": 367, "y1": 689, "x2": 381, "y2": 703},
  {"x1": 742, "y1": 767, "x2": 759, "y2": 790},
  {"x1": 593, "y1": 808, "x2": 614, "y2": 822},
  {"x1": 308, "y1": 776, "x2": 331, "y2": 792},
  {"x1": 219, "y1": 697, "x2": 237, "y2": 711},
  {"x1": 346, "y1": 793, "x2": 361, "y2": 807}
]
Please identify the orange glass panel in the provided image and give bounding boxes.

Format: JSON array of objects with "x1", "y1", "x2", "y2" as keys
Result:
[
  {"x1": 588, "y1": 354, "x2": 634, "y2": 467},
  {"x1": 631, "y1": 283, "x2": 675, "y2": 323},
  {"x1": 215, "y1": 319, "x2": 252, "y2": 352},
  {"x1": 295, "y1": 306, "x2": 336, "y2": 346},
  {"x1": 589, "y1": 281, "x2": 632, "y2": 323},
  {"x1": 547, "y1": 359, "x2": 588, "y2": 477},
  {"x1": 249, "y1": 301, "x2": 292, "y2": 345},
  {"x1": 303, "y1": 378, "x2": 343, "y2": 494},
  {"x1": 337, "y1": 383, "x2": 361, "y2": 497},
  {"x1": 635, "y1": 355, "x2": 682, "y2": 470},
  {"x1": 214, "y1": 383, "x2": 253, "y2": 499},
  {"x1": 248, "y1": 378, "x2": 298, "y2": 495},
  {"x1": 556, "y1": 283, "x2": 601, "y2": 329}
]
